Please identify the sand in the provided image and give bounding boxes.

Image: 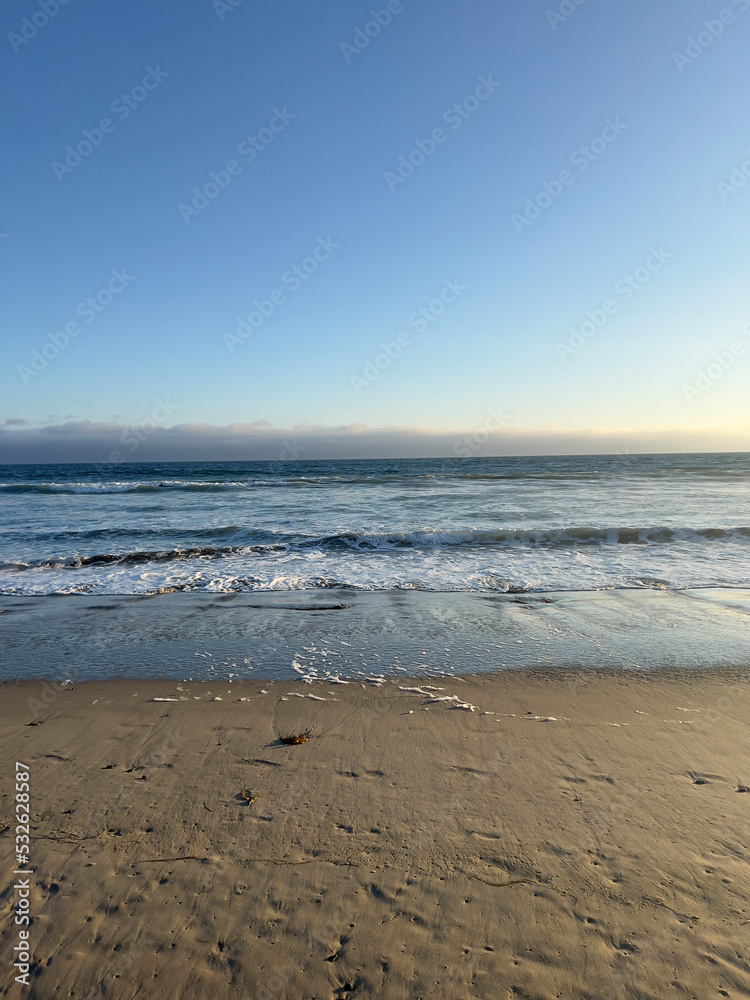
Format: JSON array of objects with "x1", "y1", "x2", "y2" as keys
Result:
[{"x1": 2, "y1": 668, "x2": 750, "y2": 999}]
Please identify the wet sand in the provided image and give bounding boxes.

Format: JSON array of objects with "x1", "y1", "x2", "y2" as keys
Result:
[
  {"x1": 2, "y1": 668, "x2": 750, "y2": 998},
  {"x1": 3, "y1": 588, "x2": 750, "y2": 682}
]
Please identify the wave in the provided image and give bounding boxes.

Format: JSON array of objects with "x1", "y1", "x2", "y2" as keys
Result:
[
  {"x1": 0, "y1": 477, "x2": 454, "y2": 494},
  {"x1": 0, "y1": 480, "x2": 254, "y2": 495},
  {"x1": 4, "y1": 463, "x2": 750, "y2": 495},
  {"x1": 0, "y1": 478, "x2": 432, "y2": 494},
  {"x1": 345, "y1": 526, "x2": 750, "y2": 548},
  {"x1": 2, "y1": 525, "x2": 749, "y2": 572},
  {"x1": 0, "y1": 544, "x2": 283, "y2": 571},
  {"x1": 0, "y1": 525, "x2": 273, "y2": 544}
]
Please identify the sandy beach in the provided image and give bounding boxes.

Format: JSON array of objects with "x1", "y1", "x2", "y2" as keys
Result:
[
  {"x1": 6, "y1": 0, "x2": 750, "y2": 988},
  {"x1": 2, "y1": 668, "x2": 749, "y2": 999}
]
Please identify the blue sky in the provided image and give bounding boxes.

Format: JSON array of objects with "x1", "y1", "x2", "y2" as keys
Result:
[{"x1": 2, "y1": 0, "x2": 749, "y2": 459}]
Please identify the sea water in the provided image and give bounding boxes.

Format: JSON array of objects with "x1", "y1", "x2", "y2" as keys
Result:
[{"x1": 1, "y1": 453, "x2": 749, "y2": 596}]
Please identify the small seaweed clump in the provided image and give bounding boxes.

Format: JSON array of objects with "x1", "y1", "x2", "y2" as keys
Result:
[{"x1": 279, "y1": 729, "x2": 313, "y2": 745}]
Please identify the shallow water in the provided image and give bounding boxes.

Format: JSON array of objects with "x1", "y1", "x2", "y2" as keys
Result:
[{"x1": 2, "y1": 588, "x2": 749, "y2": 682}]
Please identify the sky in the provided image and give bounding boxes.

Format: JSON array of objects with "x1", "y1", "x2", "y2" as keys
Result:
[{"x1": 2, "y1": 0, "x2": 749, "y2": 461}]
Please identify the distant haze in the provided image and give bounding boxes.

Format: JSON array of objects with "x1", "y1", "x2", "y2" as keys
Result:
[{"x1": 1, "y1": 421, "x2": 748, "y2": 464}]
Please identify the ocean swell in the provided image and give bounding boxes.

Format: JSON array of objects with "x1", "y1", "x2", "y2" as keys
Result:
[{"x1": 2, "y1": 525, "x2": 748, "y2": 573}]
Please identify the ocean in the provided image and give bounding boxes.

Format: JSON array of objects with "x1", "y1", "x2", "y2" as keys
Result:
[{"x1": 1, "y1": 452, "x2": 749, "y2": 596}]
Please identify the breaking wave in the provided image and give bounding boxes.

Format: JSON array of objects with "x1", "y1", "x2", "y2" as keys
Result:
[{"x1": 2, "y1": 525, "x2": 748, "y2": 572}]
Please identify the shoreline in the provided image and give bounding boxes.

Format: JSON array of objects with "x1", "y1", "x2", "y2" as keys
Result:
[
  {"x1": 5, "y1": 660, "x2": 750, "y2": 691},
  {"x1": 2, "y1": 588, "x2": 750, "y2": 682},
  {"x1": 2, "y1": 670, "x2": 749, "y2": 997}
]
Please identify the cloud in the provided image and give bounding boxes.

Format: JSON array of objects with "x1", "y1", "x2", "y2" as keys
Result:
[
  {"x1": 3, "y1": 418, "x2": 28, "y2": 427},
  {"x1": 0, "y1": 419, "x2": 748, "y2": 464}
]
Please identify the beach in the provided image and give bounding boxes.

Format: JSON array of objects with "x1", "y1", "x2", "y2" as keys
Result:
[
  {"x1": 7, "y1": 0, "x2": 750, "y2": 990},
  {"x1": 2, "y1": 459, "x2": 750, "y2": 996},
  {"x1": 3, "y1": 667, "x2": 749, "y2": 999}
]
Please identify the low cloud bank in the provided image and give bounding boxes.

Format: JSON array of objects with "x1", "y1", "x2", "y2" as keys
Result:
[{"x1": 0, "y1": 420, "x2": 748, "y2": 464}]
